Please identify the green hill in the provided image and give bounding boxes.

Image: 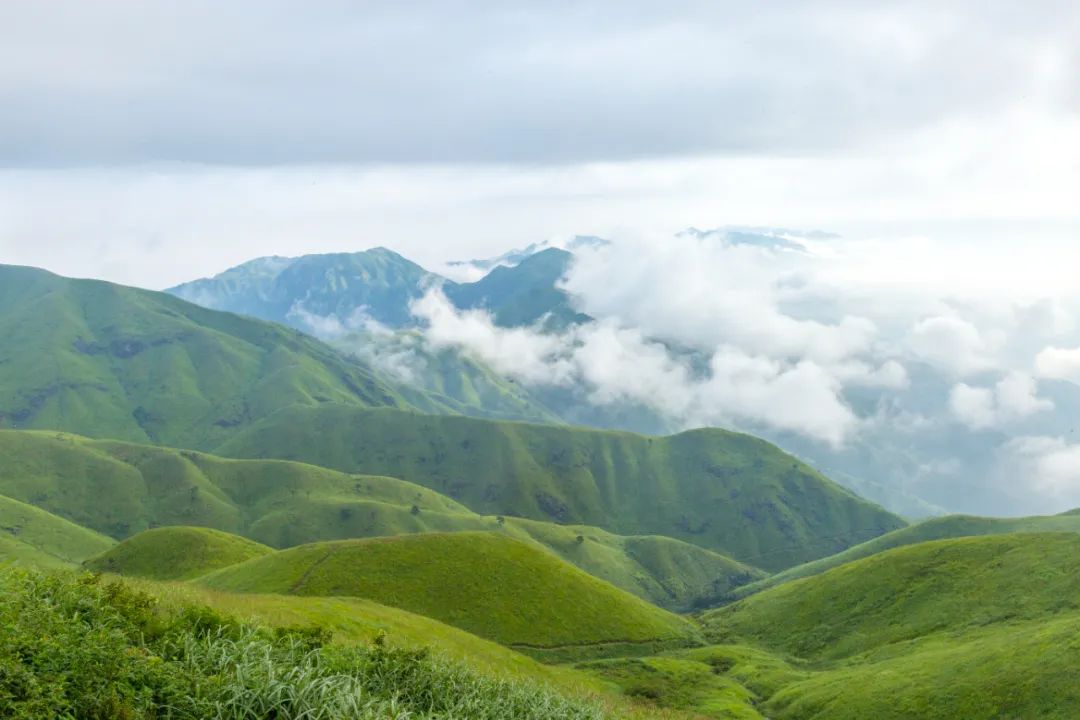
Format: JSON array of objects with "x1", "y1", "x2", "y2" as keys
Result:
[
  {"x1": 85, "y1": 526, "x2": 272, "y2": 580},
  {"x1": 216, "y1": 405, "x2": 905, "y2": 570},
  {"x1": 590, "y1": 533, "x2": 1080, "y2": 719},
  {"x1": 704, "y1": 533, "x2": 1080, "y2": 661},
  {"x1": 0, "y1": 494, "x2": 115, "y2": 568},
  {"x1": 727, "y1": 510, "x2": 1080, "y2": 601},
  {"x1": 0, "y1": 429, "x2": 759, "y2": 609},
  {"x1": 0, "y1": 264, "x2": 438, "y2": 448},
  {"x1": 198, "y1": 532, "x2": 700, "y2": 653}
]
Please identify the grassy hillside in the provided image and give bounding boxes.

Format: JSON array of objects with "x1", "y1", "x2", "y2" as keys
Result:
[
  {"x1": 135, "y1": 579, "x2": 606, "y2": 692},
  {"x1": 198, "y1": 532, "x2": 700, "y2": 653},
  {"x1": 0, "y1": 264, "x2": 432, "y2": 448},
  {"x1": 0, "y1": 266, "x2": 899, "y2": 574},
  {"x1": 704, "y1": 533, "x2": 1080, "y2": 661},
  {"x1": 590, "y1": 535, "x2": 1080, "y2": 718},
  {"x1": 216, "y1": 405, "x2": 905, "y2": 570},
  {"x1": 2, "y1": 566, "x2": 630, "y2": 720},
  {"x1": 0, "y1": 494, "x2": 114, "y2": 568},
  {"x1": 727, "y1": 510, "x2": 1080, "y2": 601},
  {"x1": 0, "y1": 430, "x2": 759, "y2": 609},
  {"x1": 85, "y1": 526, "x2": 272, "y2": 580}
]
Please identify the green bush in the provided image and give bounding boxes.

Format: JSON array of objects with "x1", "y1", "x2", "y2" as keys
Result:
[{"x1": 0, "y1": 567, "x2": 607, "y2": 719}]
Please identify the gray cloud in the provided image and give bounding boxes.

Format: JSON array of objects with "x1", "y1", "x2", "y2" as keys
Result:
[{"x1": 1, "y1": 0, "x2": 1076, "y2": 165}]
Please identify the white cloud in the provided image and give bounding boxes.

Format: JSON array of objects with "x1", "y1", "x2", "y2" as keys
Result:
[
  {"x1": 949, "y1": 371, "x2": 1054, "y2": 429},
  {"x1": 1036, "y1": 346, "x2": 1080, "y2": 385},
  {"x1": 1004, "y1": 436, "x2": 1080, "y2": 503},
  {"x1": 409, "y1": 287, "x2": 859, "y2": 446},
  {"x1": 908, "y1": 315, "x2": 997, "y2": 376}
]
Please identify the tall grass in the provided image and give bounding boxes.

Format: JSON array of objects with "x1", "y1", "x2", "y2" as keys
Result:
[{"x1": 0, "y1": 566, "x2": 606, "y2": 719}]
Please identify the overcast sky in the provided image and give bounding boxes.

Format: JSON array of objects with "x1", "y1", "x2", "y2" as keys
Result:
[{"x1": 0, "y1": 0, "x2": 1077, "y2": 286}]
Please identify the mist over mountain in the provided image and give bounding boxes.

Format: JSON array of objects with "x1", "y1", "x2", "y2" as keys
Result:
[{"x1": 170, "y1": 228, "x2": 1080, "y2": 519}]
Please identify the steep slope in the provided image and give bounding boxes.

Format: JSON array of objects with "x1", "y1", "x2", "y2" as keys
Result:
[
  {"x1": 85, "y1": 526, "x2": 272, "y2": 580},
  {"x1": 216, "y1": 405, "x2": 905, "y2": 571},
  {"x1": 0, "y1": 264, "x2": 427, "y2": 448},
  {"x1": 198, "y1": 532, "x2": 700, "y2": 652},
  {"x1": 703, "y1": 533, "x2": 1080, "y2": 661},
  {"x1": 0, "y1": 494, "x2": 115, "y2": 568},
  {"x1": 0, "y1": 430, "x2": 759, "y2": 609},
  {"x1": 727, "y1": 510, "x2": 1080, "y2": 601}
]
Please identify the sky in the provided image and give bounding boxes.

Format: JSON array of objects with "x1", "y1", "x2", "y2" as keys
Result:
[
  {"x1": 0, "y1": 0, "x2": 1077, "y2": 289},
  {"x1": 2, "y1": 1, "x2": 1080, "y2": 513}
]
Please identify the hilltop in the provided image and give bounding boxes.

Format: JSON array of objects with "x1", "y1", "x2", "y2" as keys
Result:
[
  {"x1": 198, "y1": 532, "x2": 700, "y2": 654},
  {"x1": 726, "y1": 510, "x2": 1080, "y2": 601},
  {"x1": 85, "y1": 526, "x2": 272, "y2": 580},
  {"x1": 704, "y1": 533, "x2": 1080, "y2": 660}
]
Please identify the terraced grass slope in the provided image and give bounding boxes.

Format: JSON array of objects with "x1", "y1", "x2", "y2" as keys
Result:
[
  {"x1": 727, "y1": 510, "x2": 1080, "y2": 601},
  {"x1": 0, "y1": 494, "x2": 115, "y2": 568},
  {"x1": 198, "y1": 532, "x2": 700, "y2": 652},
  {"x1": 704, "y1": 533, "x2": 1080, "y2": 661},
  {"x1": 0, "y1": 264, "x2": 437, "y2": 448},
  {"x1": 216, "y1": 405, "x2": 905, "y2": 570},
  {"x1": 85, "y1": 526, "x2": 272, "y2": 580},
  {"x1": 0, "y1": 430, "x2": 759, "y2": 609}
]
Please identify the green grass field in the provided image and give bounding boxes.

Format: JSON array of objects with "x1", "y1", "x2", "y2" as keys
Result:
[
  {"x1": 85, "y1": 526, "x2": 272, "y2": 580},
  {"x1": 0, "y1": 429, "x2": 764, "y2": 609},
  {"x1": 0, "y1": 494, "x2": 114, "y2": 568},
  {"x1": 705, "y1": 533, "x2": 1080, "y2": 660},
  {"x1": 574, "y1": 533, "x2": 1080, "y2": 719},
  {"x1": 215, "y1": 404, "x2": 904, "y2": 570},
  {"x1": 198, "y1": 532, "x2": 701, "y2": 652},
  {"x1": 727, "y1": 510, "x2": 1080, "y2": 601}
]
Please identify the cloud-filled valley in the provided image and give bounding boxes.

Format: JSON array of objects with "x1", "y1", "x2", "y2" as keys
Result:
[{"x1": 254, "y1": 229, "x2": 1080, "y2": 518}]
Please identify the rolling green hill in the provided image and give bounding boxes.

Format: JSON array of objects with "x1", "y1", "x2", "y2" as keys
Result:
[
  {"x1": 216, "y1": 405, "x2": 905, "y2": 571},
  {"x1": 198, "y1": 532, "x2": 701, "y2": 654},
  {"x1": 726, "y1": 510, "x2": 1080, "y2": 601},
  {"x1": 703, "y1": 533, "x2": 1080, "y2": 661},
  {"x1": 0, "y1": 429, "x2": 760, "y2": 609},
  {"x1": 0, "y1": 264, "x2": 430, "y2": 448},
  {"x1": 85, "y1": 526, "x2": 272, "y2": 580},
  {"x1": 0, "y1": 494, "x2": 115, "y2": 568},
  {"x1": 587, "y1": 533, "x2": 1080, "y2": 719}
]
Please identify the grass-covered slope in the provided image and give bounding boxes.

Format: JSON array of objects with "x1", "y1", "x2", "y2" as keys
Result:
[
  {"x1": 0, "y1": 264, "x2": 431, "y2": 448},
  {"x1": 1, "y1": 567, "x2": 621, "y2": 720},
  {"x1": 85, "y1": 526, "x2": 272, "y2": 580},
  {"x1": 727, "y1": 510, "x2": 1080, "y2": 601},
  {"x1": 0, "y1": 430, "x2": 759, "y2": 608},
  {"x1": 704, "y1": 533, "x2": 1080, "y2": 661},
  {"x1": 198, "y1": 532, "x2": 700, "y2": 651},
  {"x1": 0, "y1": 494, "x2": 115, "y2": 568},
  {"x1": 216, "y1": 405, "x2": 904, "y2": 570}
]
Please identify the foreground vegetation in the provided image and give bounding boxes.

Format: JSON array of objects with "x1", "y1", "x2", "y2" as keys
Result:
[{"x1": 0, "y1": 566, "x2": 622, "y2": 720}]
